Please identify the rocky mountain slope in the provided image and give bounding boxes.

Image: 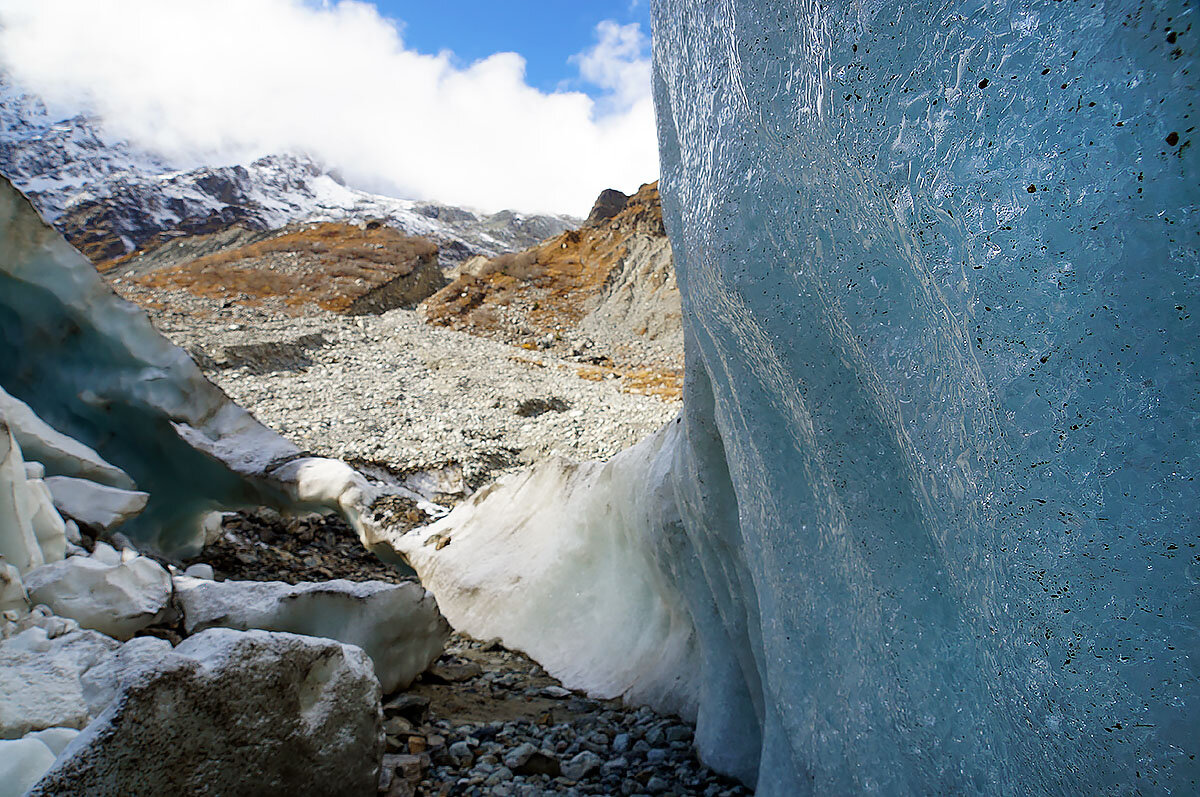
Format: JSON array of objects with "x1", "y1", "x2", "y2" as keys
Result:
[
  {"x1": 117, "y1": 221, "x2": 446, "y2": 316},
  {"x1": 421, "y1": 182, "x2": 682, "y2": 397},
  {"x1": 0, "y1": 78, "x2": 578, "y2": 268}
]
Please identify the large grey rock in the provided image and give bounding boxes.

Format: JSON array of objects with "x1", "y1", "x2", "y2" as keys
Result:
[
  {"x1": 30, "y1": 628, "x2": 384, "y2": 797},
  {"x1": 173, "y1": 576, "x2": 449, "y2": 692}
]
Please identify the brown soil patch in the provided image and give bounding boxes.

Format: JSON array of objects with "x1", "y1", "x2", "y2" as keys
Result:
[{"x1": 134, "y1": 222, "x2": 442, "y2": 314}]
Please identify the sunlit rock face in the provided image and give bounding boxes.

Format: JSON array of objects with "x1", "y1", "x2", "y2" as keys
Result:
[{"x1": 652, "y1": 0, "x2": 1197, "y2": 792}]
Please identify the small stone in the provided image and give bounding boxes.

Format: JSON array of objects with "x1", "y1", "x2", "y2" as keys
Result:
[
  {"x1": 666, "y1": 726, "x2": 691, "y2": 743},
  {"x1": 503, "y1": 743, "x2": 536, "y2": 771},
  {"x1": 383, "y1": 693, "x2": 431, "y2": 725},
  {"x1": 645, "y1": 775, "x2": 670, "y2": 793},
  {"x1": 562, "y1": 750, "x2": 602, "y2": 781},
  {"x1": 384, "y1": 715, "x2": 414, "y2": 736},
  {"x1": 428, "y1": 660, "x2": 483, "y2": 683},
  {"x1": 646, "y1": 748, "x2": 668, "y2": 764},
  {"x1": 540, "y1": 685, "x2": 571, "y2": 699},
  {"x1": 612, "y1": 733, "x2": 631, "y2": 753},
  {"x1": 447, "y1": 741, "x2": 474, "y2": 769}
]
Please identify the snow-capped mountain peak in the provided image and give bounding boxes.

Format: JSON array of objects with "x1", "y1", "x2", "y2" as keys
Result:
[{"x1": 0, "y1": 78, "x2": 578, "y2": 266}]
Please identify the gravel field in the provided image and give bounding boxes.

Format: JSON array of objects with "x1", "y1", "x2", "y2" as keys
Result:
[{"x1": 116, "y1": 283, "x2": 681, "y2": 488}]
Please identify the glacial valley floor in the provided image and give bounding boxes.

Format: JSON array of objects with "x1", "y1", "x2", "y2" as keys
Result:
[{"x1": 113, "y1": 284, "x2": 748, "y2": 796}]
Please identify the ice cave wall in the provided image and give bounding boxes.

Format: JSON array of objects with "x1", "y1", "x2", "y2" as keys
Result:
[
  {"x1": 0, "y1": 178, "x2": 381, "y2": 555},
  {"x1": 650, "y1": 0, "x2": 1198, "y2": 792}
]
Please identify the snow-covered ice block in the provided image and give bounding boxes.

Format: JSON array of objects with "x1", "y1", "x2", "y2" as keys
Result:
[
  {"x1": 0, "y1": 178, "x2": 319, "y2": 554},
  {"x1": 174, "y1": 576, "x2": 448, "y2": 692},
  {"x1": 78, "y1": 636, "x2": 174, "y2": 717},
  {"x1": 0, "y1": 414, "x2": 66, "y2": 573},
  {"x1": 0, "y1": 557, "x2": 28, "y2": 614},
  {"x1": 29, "y1": 629, "x2": 383, "y2": 797},
  {"x1": 0, "y1": 736, "x2": 58, "y2": 797},
  {"x1": 23, "y1": 549, "x2": 171, "y2": 640},
  {"x1": 43, "y1": 476, "x2": 148, "y2": 532},
  {"x1": 0, "y1": 625, "x2": 120, "y2": 738},
  {"x1": 0, "y1": 727, "x2": 82, "y2": 797},
  {"x1": 182, "y1": 562, "x2": 213, "y2": 580}
]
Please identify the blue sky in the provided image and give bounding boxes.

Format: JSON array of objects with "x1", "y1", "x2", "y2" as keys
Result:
[{"x1": 372, "y1": 1, "x2": 651, "y2": 95}]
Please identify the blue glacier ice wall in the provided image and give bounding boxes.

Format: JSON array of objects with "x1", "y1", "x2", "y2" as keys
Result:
[
  {"x1": 0, "y1": 178, "x2": 301, "y2": 553},
  {"x1": 653, "y1": 0, "x2": 1197, "y2": 792}
]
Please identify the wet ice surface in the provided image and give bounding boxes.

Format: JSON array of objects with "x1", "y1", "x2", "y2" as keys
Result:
[{"x1": 651, "y1": 0, "x2": 1198, "y2": 792}]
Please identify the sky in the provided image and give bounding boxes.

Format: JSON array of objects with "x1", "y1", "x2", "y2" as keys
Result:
[
  {"x1": 379, "y1": 1, "x2": 651, "y2": 94},
  {"x1": 0, "y1": 0, "x2": 658, "y2": 216}
]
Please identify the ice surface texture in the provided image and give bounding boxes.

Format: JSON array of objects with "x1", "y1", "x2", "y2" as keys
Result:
[{"x1": 650, "y1": 0, "x2": 1197, "y2": 792}]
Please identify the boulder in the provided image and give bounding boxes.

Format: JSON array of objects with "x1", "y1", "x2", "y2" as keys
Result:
[
  {"x1": 174, "y1": 577, "x2": 448, "y2": 692},
  {"x1": 30, "y1": 628, "x2": 384, "y2": 797},
  {"x1": 23, "y1": 546, "x2": 172, "y2": 640}
]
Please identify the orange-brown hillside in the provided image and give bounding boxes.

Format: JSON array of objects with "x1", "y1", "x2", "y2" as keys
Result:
[
  {"x1": 133, "y1": 222, "x2": 444, "y2": 315},
  {"x1": 420, "y1": 182, "x2": 683, "y2": 399}
]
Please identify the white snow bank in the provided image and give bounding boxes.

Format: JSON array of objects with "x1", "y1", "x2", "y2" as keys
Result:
[
  {"x1": 387, "y1": 421, "x2": 700, "y2": 717},
  {"x1": 174, "y1": 576, "x2": 448, "y2": 692}
]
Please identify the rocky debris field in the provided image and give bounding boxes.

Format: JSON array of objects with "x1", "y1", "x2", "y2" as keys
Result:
[
  {"x1": 111, "y1": 280, "x2": 680, "y2": 488},
  {"x1": 378, "y1": 636, "x2": 751, "y2": 797},
  {"x1": 187, "y1": 507, "x2": 418, "y2": 585},
  {"x1": 140, "y1": 508, "x2": 749, "y2": 796},
  {"x1": 87, "y1": 276, "x2": 735, "y2": 796}
]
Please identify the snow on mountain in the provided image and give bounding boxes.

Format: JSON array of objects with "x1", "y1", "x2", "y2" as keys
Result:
[{"x1": 0, "y1": 78, "x2": 578, "y2": 266}]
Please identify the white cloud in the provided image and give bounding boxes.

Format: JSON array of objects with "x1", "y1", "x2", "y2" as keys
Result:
[{"x1": 0, "y1": 0, "x2": 658, "y2": 216}]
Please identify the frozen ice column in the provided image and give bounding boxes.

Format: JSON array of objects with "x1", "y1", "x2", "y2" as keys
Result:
[{"x1": 652, "y1": 0, "x2": 1198, "y2": 792}]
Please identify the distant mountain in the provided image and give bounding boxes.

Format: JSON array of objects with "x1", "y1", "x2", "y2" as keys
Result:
[{"x1": 0, "y1": 78, "x2": 579, "y2": 266}]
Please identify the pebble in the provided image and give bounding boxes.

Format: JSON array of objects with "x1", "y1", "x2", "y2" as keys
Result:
[{"x1": 562, "y1": 750, "x2": 602, "y2": 780}]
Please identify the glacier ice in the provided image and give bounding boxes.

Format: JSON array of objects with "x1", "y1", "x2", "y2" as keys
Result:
[
  {"x1": 0, "y1": 409, "x2": 67, "y2": 572},
  {"x1": 0, "y1": 176, "x2": 425, "y2": 555},
  {"x1": 389, "y1": 0, "x2": 1198, "y2": 792},
  {"x1": 173, "y1": 575, "x2": 449, "y2": 692},
  {"x1": 393, "y1": 425, "x2": 700, "y2": 718},
  {"x1": 23, "y1": 546, "x2": 172, "y2": 641}
]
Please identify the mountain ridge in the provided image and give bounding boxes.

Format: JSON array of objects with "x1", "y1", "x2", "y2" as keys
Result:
[{"x1": 0, "y1": 78, "x2": 579, "y2": 267}]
